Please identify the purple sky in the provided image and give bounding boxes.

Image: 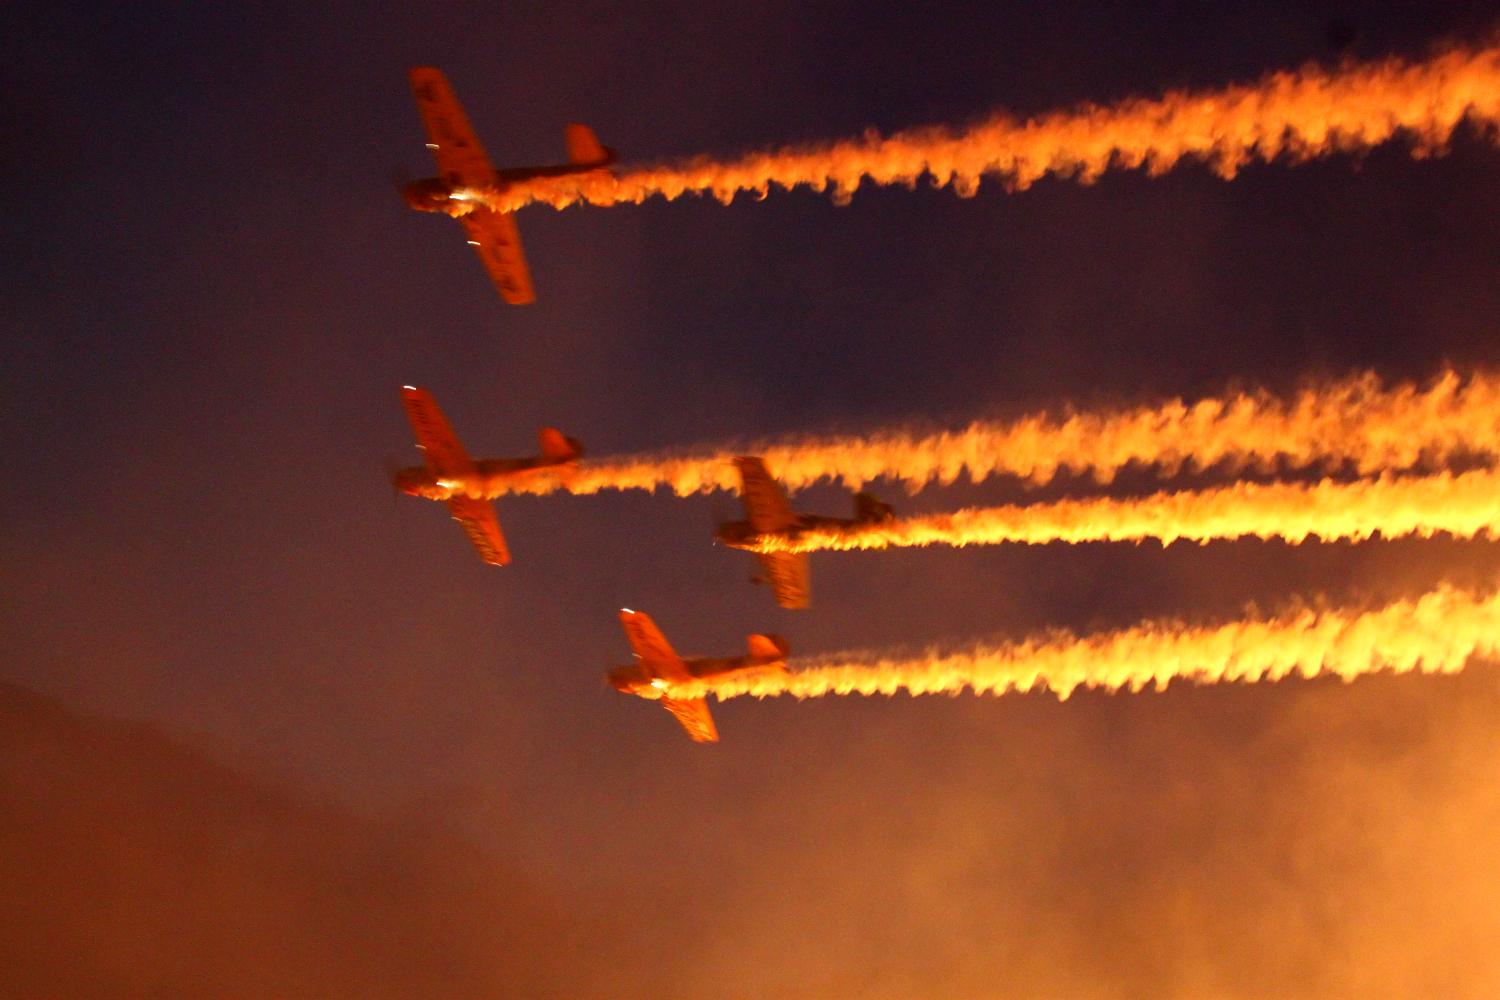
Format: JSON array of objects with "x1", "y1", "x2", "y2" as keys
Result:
[{"x1": 6, "y1": 2, "x2": 1500, "y2": 996}]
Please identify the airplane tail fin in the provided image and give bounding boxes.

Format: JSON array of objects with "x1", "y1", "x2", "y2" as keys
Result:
[
  {"x1": 853, "y1": 491, "x2": 895, "y2": 523},
  {"x1": 747, "y1": 634, "x2": 790, "y2": 660},
  {"x1": 565, "y1": 124, "x2": 614, "y2": 166},
  {"x1": 538, "y1": 428, "x2": 585, "y2": 462}
]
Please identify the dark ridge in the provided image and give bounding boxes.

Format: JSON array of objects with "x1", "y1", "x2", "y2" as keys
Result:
[{"x1": 0, "y1": 682, "x2": 580, "y2": 1000}]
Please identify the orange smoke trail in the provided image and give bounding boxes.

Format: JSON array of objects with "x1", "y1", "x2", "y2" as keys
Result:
[
  {"x1": 488, "y1": 370, "x2": 1500, "y2": 497},
  {"x1": 664, "y1": 583, "x2": 1500, "y2": 703},
  {"x1": 475, "y1": 46, "x2": 1500, "y2": 213},
  {"x1": 745, "y1": 468, "x2": 1500, "y2": 552}
]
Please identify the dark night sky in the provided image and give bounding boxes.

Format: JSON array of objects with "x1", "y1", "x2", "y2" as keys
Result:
[{"x1": 7, "y1": 2, "x2": 1500, "y2": 996}]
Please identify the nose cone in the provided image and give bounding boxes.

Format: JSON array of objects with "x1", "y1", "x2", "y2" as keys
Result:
[
  {"x1": 393, "y1": 467, "x2": 431, "y2": 497},
  {"x1": 401, "y1": 179, "x2": 448, "y2": 212},
  {"x1": 607, "y1": 665, "x2": 648, "y2": 695},
  {"x1": 715, "y1": 521, "x2": 754, "y2": 549},
  {"x1": 400, "y1": 182, "x2": 428, "y2": 211}
]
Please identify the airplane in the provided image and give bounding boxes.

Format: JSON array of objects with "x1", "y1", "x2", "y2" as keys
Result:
[
  {"x1": 394, "y1": 385, "x2": 583, "y2": 566},
  {"x1": 607, "y1": 609, "x2": 790, "y2": 743},
  {"x1": 400, "y1": 66, "x2": 616, "y2": 305},
  {"x1": 713, "y1": 457, "x2": 894, "y2": 609}
]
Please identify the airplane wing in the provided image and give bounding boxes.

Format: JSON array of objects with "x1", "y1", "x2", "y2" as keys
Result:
[
  {"x1": 400, "y1": 386, "x2": 474, "y2": 478},
  {"x1": 736, "y1": 457, "x2": 798, "y2": 533},
  {"x1": 459, "y1": 209, "x2": 536, "y2": 305},
  {"x1": 757, "y1": 552, "x2": 810, "y2": 609},
  {"x1": 661, "y1": 697, "x2": 719, "y2": 743},
  {"x1": 444, "y1": 495, "x2": 510, "y2": 566},
  {"x1": 618, "y1": 610, "x2": 692, "y2": 683},
  {"x1": 409, "y1": 67, "x2": 496, "y2": 189}
]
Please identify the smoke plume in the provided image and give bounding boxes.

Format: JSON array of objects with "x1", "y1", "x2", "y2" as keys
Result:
[
  {"x1": 475, "y1": 45, "x2": 1500, "y2": 212},
  {"x1": 655, "y1": 581, "x2": 1500, "y2": 702},
  {"x1": 485, "y1": 370, "x2": 1500, "y2": 497},
  {"x1": 743, "y1": 468, "x2": 1500, "y2": 552}
]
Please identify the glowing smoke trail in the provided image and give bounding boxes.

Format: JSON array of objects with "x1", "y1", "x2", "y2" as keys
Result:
[
  {"x1": 474, "y1": 46, "x2": 1500, "y2": 213},
  {"x1": 482, "y1": 370, "x2": 1500, "y2": 497},
  {"x1": 742, "y1": 468, "x2": 1500, "y2": 552},
  {"x1": 658, "y1": 583, "x2": 1500, "y2": 703}
]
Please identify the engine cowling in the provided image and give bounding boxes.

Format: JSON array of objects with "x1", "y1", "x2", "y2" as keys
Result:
[
  {"x1": 401, "y1": 177, "x2": 452, "y2": 213},
  {"x1": 607, "y1": 664, "x2": 653, "y2": 695},
  {"x1": 393, "y1": 465, "x2": 452, "y2": 500}
]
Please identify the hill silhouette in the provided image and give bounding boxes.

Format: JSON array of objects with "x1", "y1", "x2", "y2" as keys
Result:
[{"x1": 0, "y1": 682, "x2": 580, "y2": 999}]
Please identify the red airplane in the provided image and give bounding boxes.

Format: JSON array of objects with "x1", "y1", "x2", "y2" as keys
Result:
[
  {"x1": 394, "y1": 386, "x2": 582, "y2": 565},
  {"x1": 608, "y1": 610, "x2": 790, "y2": 743},
  {"x1": 401, "y1": 67, "x2": 615, "y2": 304}
]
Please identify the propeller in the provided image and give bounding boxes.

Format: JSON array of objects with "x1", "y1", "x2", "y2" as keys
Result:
[
  {"x1": 383, "y1": 454, "x2": 405, "y2": 508},
  {"x1": 389, "y1": 163, "x2": 413, "y2": 197},
  {"x1": 601, "y1": 654, "x2": 616, "y2": 691},
  {"x1": 380, "y1": 454, "x2": 413, "y2": 566},
  {"x1": 709, "y1": 492, "x2": 733, "y2": 545}
]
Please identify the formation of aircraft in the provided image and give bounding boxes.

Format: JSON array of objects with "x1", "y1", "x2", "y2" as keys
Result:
[
  {"x1": 402, "y1": 66, "x2": 615, "y2": 304},
  {"x1": 608, "y1": 609, "x2": 790, "y2": 742},
  {"x1": 714, "y1": 457, "x2": 895, "y2": 609},
  {"x1": 395, "y1": 385, "x2": 583, "y2": 565},
  {"x1": 391, "y1": 71, "x2": 881, "y2": 739},
  {"x1": 382, "y1": 53, "x2": 1473, "y2": 743}
]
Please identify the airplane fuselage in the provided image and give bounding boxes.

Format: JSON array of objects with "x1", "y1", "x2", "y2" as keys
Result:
[
  {"x1": 609, "y1": 654, "x2": 789, "y2": 698},
  {"x1": 402, "y1": 158, "x2": 617, "y2": 216},
  {"x1": 716, "y1": 513, "x2": 879, "y2": 553},
  {"x1": 396, "y1": 456, "x2": 574, "y2": 500},
  {"x1": 716, "y1": 485, "x2": 895, "y2": 554}
]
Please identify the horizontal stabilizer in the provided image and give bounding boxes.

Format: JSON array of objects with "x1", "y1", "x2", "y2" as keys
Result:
[
  {"x1": 538, "y1": 428, "x2": 584, "y2": 462},
  {"x1": 565, "y1": 124, "x2": 611, "y2": 166},
  {"x1": 747, "y1": 634, "x2": 790, "y2": 659}
]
